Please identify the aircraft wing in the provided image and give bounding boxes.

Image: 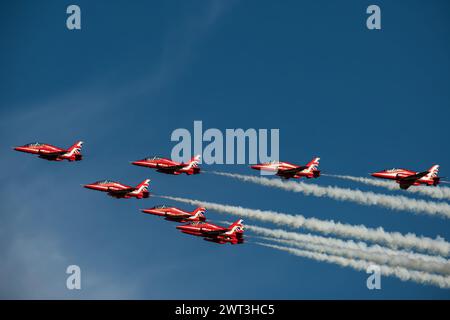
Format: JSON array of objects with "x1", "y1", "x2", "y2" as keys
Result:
[
  {"x1": 167, "y1": 213, "x2": 192, "y2": 219},
  {"x1": 277, "y1": 166, "x2": 308, "y2": 177},
  {"x1": 279, "y1": 166, "x2": 308, "y2": 174},
  {"x1": 399, "y1": 182, "x2": 413, "y2": 190},
  {"x1": 398, "y1": 171, "x2": 429, "y2": 182},
  {"x1": 397, "y1": 171, "x2": 429, "y2": 190},
  {"x1": 107, "y1": 188, "x2": 135, "y2": 195},
  {"x1": 38, "y1": 151, "x2": 67, "y2": 159},
  {"x1": 202, "y1": 229, "x2": 227, "y2": 236},
  {"x1": 39, "y1": 150, "x2": 67, "y2": 157},
  {"x1": 157, "y1": 164, "x2": 187, "y2": 172}
]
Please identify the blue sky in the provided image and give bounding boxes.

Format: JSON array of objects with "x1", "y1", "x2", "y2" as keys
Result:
[{"x1": 1, "y1": 0, "x2": 450, "y2": 299}]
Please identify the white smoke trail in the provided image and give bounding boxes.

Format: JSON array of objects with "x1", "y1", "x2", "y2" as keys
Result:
[
  {"x1": 158, "y1": 195, "x2": 450, "y2": 256},
  {"x1": 247, "y1": 225, "x2": 450, "y2": 275},
  {"x1": 323, "y1": 174, "x2": 450, "y2": 201},
  {"x1": 211, "y1": 171, "x2": 450, "y2": 219},
  {"x1": 256, "y1": 242, "x2": 450, "y2": 289},
  {"x1": 267, "y1": 237, "x2": 450, "y2": 275}
]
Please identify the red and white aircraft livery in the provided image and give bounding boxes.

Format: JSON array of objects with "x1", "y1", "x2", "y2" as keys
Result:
[
  {"x1": 251, "y1": 157, "x2": 320, "y2": 179},
  {"x1": 371, "y1": 165, "x2": 441, "y2": 190},
  {"x1": 14, "y1": 141, "x2": 83, "y2": 161},
  {"x1": 131, "y1": 155, "x2": 201, "y2": 175},
  {"x1": 84, "y1": 179, "x2": 150, "y2": 198},
  {"x1": 176, "y1": 219, "x2": 244, "y2": 244},
  {"x1": 141, "y1": 205, "x2": 206, "y2": 223}
]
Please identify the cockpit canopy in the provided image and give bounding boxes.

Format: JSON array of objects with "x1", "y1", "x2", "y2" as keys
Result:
[
  {"x1": 144, "y1": 156, "x2": 162, "y2": 161},
  {"x1": 152, "y1": 205, "x2": 168, "y2": 209},
  {"x1": 25, "y1": 142, "x2": 44, "y2": 147},
  {"x1": 96, "y1": 180, "x2": 116, "y2": 185},
  {"x1": 190, "y1": 221, "x2": 206, "y2": 226},
  {"x1": 263, "y1": 160, "x2": 280, "y2": 165}
]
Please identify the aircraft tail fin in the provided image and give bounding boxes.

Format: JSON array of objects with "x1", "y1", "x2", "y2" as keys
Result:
[
  {"x1": 306, "y1": 157, "x2": 320, "y2": 172},
  {"x1": 192, "y1": 207, "x2": 206, "y2": 219},
  {"x1": 228, "y1": 219, "x2": 244, "y2": 234},
  {"x1": 64, "y1": 141, "x2": 83, "y2": 160},
  {"x1": 426, "y1": 165, "x2": 440, "y2": 185},
  {"x1": 135, "y1": 179, "x2": 151, "y2": 193},
  {"x1": 186, "y1": 154, "x2": 201, "y2": 169},
  {"x1": 427, "y1": 165, "x2": 439, "y2": 178}
]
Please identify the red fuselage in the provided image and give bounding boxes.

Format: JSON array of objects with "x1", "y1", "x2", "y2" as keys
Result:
[
  {"x1": 14, "y1": 142, "x2": 83, "y2": 161},
  {"x1": 84, "y1": 180, "x2": 150, "y2": 199},
  {"x1": 251, "y1": 160, "x2": 320, "y2": 179},
  {"x1": 141, "y1": 206, "x2": 206, "y2": 222},
  {"x1": 371, "y1": 168, "x2": 440, "y2": 188},
  {"x1": 132, "y1": 156, "x2": 200, "y2": 175},
  {"x1": 372, "y1": 169, "x2": 417, "y2": 181},
  {"x1": 176, "y1": 221, "x2": 244, "y2": 244}
]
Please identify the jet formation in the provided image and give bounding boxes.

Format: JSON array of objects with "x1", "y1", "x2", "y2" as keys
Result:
[
  {"x1": 141, "y1": 205, "x2": 245, "y2": 244},
  {"x1": 14, "y1": 140, "x2": 445, "y2": 244}
]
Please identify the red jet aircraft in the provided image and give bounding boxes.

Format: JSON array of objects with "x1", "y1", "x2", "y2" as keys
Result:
[
  {"x1": 141, "y1": 205, "x2": 206, "y2": 222},
  {"x1": 371, "y1": 165, "x2": 441, "y2": 190},
  {"x1": 84, "y1": 179, "x2": 150, "y2": 198},
  {"x1": 176, "y1": 219, "x2": 244, "y2": 244},
  {"x1": 251, "y1": 157, "x2": 320, "y2": 179},
  {"x1": 14, "y1": 141, "x2": 83, "y2": 161},
  {"x1": 131, "y1": 155, "x2": 201, "y2": 175}
]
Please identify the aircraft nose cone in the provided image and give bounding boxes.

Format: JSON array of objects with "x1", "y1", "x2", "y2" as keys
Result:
[
  {"x1": 370, "y1": 172, "x2": 381, "y2": 178},
  {"x1": 83, "y1": 184, "x2": 96, "y2": 190},
  {"x1": 176, "y1": 225, "x2": 187, "y2": 231},
  {"x1": 132, "y1": 160, "x2": 147, "y2": 167},
  {"x1": 13, "y1": 146, "x2": 24, "y2": 152},
  {"x1": 251, "y1": 165, "x2": 261, "y2": 170}
]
